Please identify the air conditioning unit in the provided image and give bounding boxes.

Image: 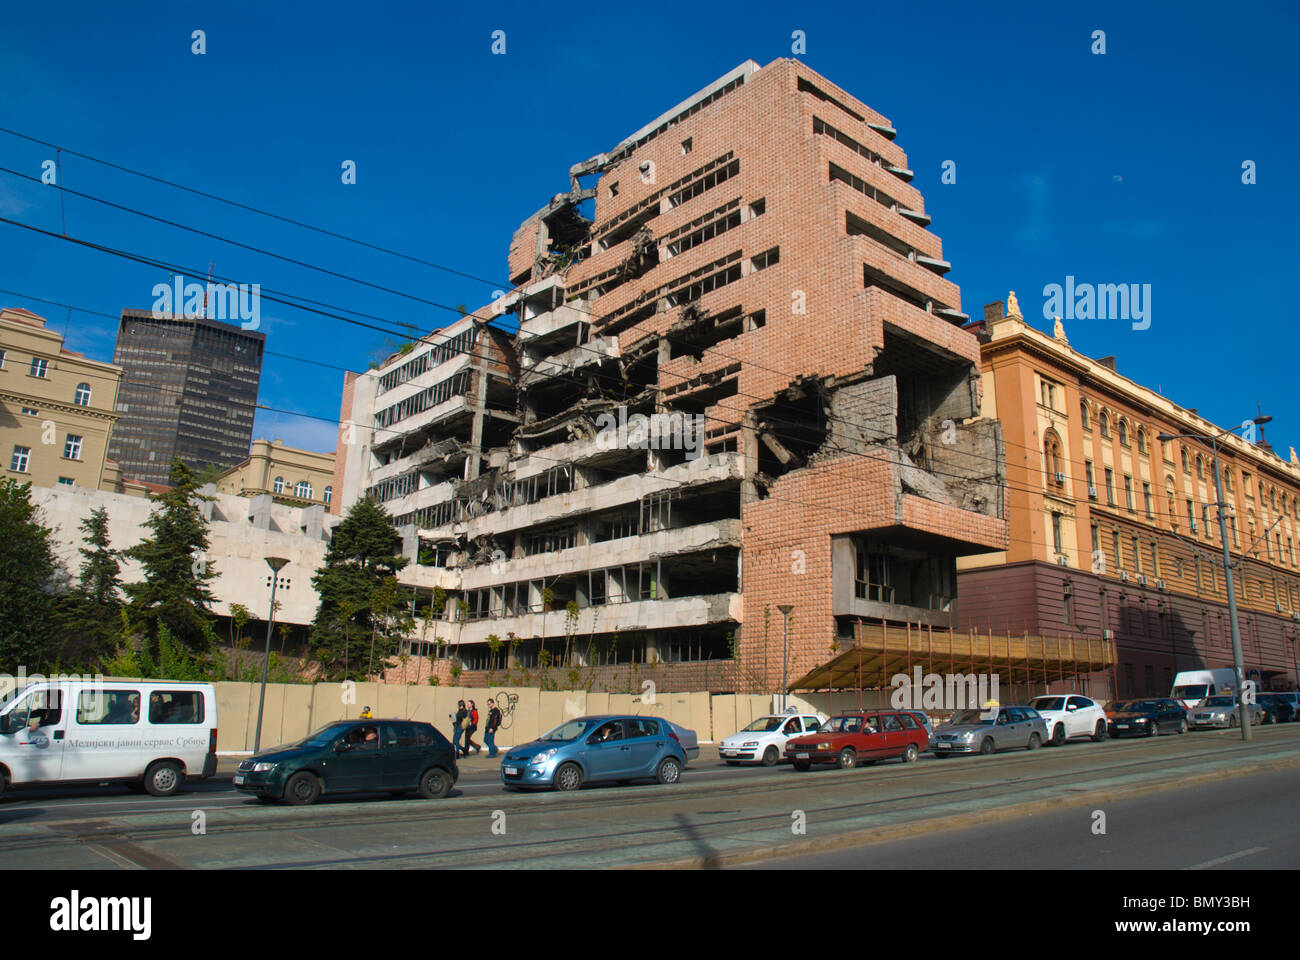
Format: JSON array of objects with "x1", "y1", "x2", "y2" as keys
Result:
[
  {"x1": 1056, "y1": 555, "x2": 1070, "y2": 566},
  {"x1": 1155, "y1": 579, "x2": 1167, "y2": 590},
  {"x1": 1087, "y1": 485, "x2": 1098, "y2": 499},
  {"x1": 1292, "y1": 612, "x2": 1300, "y2": 622},
  {"x1": 1119, "y1": 571, "x2": 1131, "y2": 582},
  {"x1": 1137, "y1": 575, "x2": 1149, "y2": 587},
  {"x1": 1102, "y1": 629, "x2": 1115, "y2": 640},
  {"x1": 1190, "y1": 520, "x2": 1199, "y2": 532},
  {"x1": 1276, "y1": 602, "x2": 1284, "y2": 613},
  {"x1": 1055, "y1": 472, "x2": 1067, "y2": 485}
]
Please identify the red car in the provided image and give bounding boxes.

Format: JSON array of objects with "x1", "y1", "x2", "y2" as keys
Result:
[{"x1": 784, "y1": 711, "x2": 929, "y2": 770}]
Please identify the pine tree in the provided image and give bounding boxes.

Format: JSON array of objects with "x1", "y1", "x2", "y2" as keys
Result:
[
  {"x1": 0, "y1": 479, "x2": 61, "y2": 670},
  {"x1": 122, "y1": 459, "x2": 218, "y2": 655},
  {"x1": 310, "y1": 498, "x2": 411, "y2": 680},
  {"x1": 55, "y1": 507, "x2": 125, "y2": 669}
]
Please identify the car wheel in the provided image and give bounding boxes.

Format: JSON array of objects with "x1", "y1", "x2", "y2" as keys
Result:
[
  {"x1": 902, "y1": 743, "x2": 919, "y2": 763},
  {"x1": 793, "y1": 761, "x2": 811, "y2": 771},
  {"x1": 554, "y1": 762, "x2": 583, "y2": 792},
  {"x1": 1229, "y1": 714, "x2": 1239, "y2": 728},
  {"x1": 144, "y1": 761, "x2": 182, "y2": 797},
  {"x1": 418, "y1": 767, "x2": 452, "y2": 799},
  {"x1": 656, "y1": 757, "x2": 682, "y2": 784},
  {"x1": 1051, "y1": 723, "x2": 1066, "y2": 746},
  {"x1": 979, "y1": 737, "x2": 996, "y2": 756},
  {"x1": 1092, "y1": 720, "x2": 1107, "y2": 742},
  {"x1": 283, "y1": 771, "x2": 321, "y2": 805},
  {"x1": 1178, "y1": 719, "x2": 1188, "y2": 735},
  {"x1": 1027, "y1": 733, "x2": 1041, "y2": 751},
  {"x1": 837, "y1": 748, "x2": 857, "y2": 770},
  {"x1": 761, "y1": 746, "x2": 780, "y2": 766}
]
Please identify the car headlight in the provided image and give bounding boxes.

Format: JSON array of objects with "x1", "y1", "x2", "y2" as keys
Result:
[
  {"x1": 252, "y1": 762, "x2": 277, "y2": 773},
  {"x1": 742, "y1": 741, "x2": 759, "y2": 747},
  {"x1": 816, "y1": 742, "x2": 832, "y2": 750},
  {"x1": 529, "y1": 748, "x2": 557, "y2": 766},
  {"x1": 1134, "y1": 717, "x2": 1148, "y2": 723},
  {"x1": 958, "y1": 731, "x2": 977, "y2": 740}
]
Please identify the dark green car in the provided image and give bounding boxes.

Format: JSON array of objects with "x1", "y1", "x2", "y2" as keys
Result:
[{"x1": 233, "y1": 719, "x2": 458, "y2": 805}]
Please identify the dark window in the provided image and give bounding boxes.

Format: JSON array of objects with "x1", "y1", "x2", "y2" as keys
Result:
[
  {"x1": 626, "y1": 718, "x2": 659, "y2": 738},
  {"x1": 385, "y1": 722, "x2": 419, "y2": 747},
  {"x1": 882, "y1": 715, "x2": 903, "y2": 732},
  {"x1": 147, "y1": 690, "x2": 204, "y2": 724},
  {"x1": 78, "y1": 690, "x2": 140, "y2": 725},
  {"x1": 899, "y1": 713, "x2": 919, "y2": 729}
]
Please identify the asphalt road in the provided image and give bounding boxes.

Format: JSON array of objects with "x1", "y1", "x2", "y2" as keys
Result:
[
  {"x1": 745, "y1": 764, "x2": 1300, "y2": 870},
  {"x1": 1, "y1": 725, "x2": 1297, "y2": 869}
]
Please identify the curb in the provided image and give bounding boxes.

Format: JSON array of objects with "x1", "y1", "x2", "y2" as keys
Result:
[{"x1": 623, "y1": 754, "x2": 1300, "y2": 870}]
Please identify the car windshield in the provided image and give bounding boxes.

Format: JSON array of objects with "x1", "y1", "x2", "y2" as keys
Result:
[
  {"x1": 298, "y1": 722, "x2": 355, "y2": 747},
  {"x1": 1173, "y1": 684, "x2": 1210, "y2": 700},
  {"x1": 742, "y1": 717, "x2": 785, "y2": 732},
  {"x1": 1031, "y1": 697, "x2": 1065, "y2": 711},
  {"x1": 539, "y1": 719, "x2": 597, "y2": 742},
  {"x1": 948, "y1": 709, "x2": 994, "y2": 726},
  {"x1": 821, "y1": 715, "x2": 866, "y2": 733},
  {"x1": 1205, "y1": 696, "x2": 1236, "y2": 707},
  {"x1": 1108, "y1": 701, "x2": 1134, "y2": 712},
  {"x1": 1125, "y1": 701, "x2": 1160, "y2": 712}
]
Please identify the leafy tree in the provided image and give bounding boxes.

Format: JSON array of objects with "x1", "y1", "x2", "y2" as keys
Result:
[
  {"x1": 0, "y1": 479, "x2": 61, "y2": 670},
  {"x1": 55, "y1": 508, "x2": 123, "y2": 668},
  {"x1": 122, "y1": 459, "x2": 218, "y2": 656},
  {"x1": 310, "y1": 498, "x2": 410, "y2": 680}
]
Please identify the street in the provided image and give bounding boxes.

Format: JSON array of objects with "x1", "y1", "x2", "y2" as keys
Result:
[{"x1": 1, "y1": 725, "x2": 1296, "y2": 869}]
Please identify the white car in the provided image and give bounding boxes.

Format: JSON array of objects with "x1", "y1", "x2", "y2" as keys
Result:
[
  {"x1": 1027, "y1": 694, "x2": 1108, "y2": 745},
  {"x1": 719, "y1": 713, "x2": 824, "y2": 766}
]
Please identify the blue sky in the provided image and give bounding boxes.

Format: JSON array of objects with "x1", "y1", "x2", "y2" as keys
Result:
[{"x1": 1, "y1": 0, "x2": 1296, "y2": 456}]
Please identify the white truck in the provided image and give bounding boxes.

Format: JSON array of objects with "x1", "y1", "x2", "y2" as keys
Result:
[
  {"x1": 0, "y1": 678, "x2": 218, "y2": 796},
  {"x1": 1170, "y1": 669, "x2": 1238, "y2": 709}
]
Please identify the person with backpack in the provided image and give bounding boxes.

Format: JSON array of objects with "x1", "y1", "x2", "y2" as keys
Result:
[
  {"x1": 464, "y1": 700, "x2": 482, "y2": 755},
  {"x1": 450, "y1": 700, "x2": 467, "y2": 758},
  {"x1": 485, "y1": 699, "x2": 503, "y2": 757}
]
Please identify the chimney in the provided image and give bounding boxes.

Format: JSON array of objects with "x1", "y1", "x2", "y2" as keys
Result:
[
  {"x1": 984, "y1": 301, "x2": 1005, "y2": 324},
  {"x1": 1097, "y1": 356, "x2": 1117, "y2": 372}
]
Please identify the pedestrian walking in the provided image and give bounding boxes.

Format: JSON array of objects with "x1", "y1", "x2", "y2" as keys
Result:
[
  {"x1": 485, "y1": 699, "x2": 503, "y2": 757},
  {"x1": 451, "y1": 700, "x2": 467, "y2": 758},
  {"x1": 464, "y1": 700, "x2": 482, "y2": 755}
]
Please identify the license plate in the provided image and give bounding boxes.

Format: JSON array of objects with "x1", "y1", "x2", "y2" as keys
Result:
[
  {"x1": 1116, "y1": 723, "x2": 1128, "y2": 728},
  {"x1": 722, "y1": 751, "x2": 736, "y2": 757},
  {"x1": 504, "y1": 766, "x2": 518, "y2": 775},
  {"x1": 936, "y1": 743, "x2": 950, "y2": 749},
  {"x1": 796, "y1": 752, "x2": 809, "y2": 759},
  {"x1": 233, "y1": 775, "x2": 244, "y2": 785}
]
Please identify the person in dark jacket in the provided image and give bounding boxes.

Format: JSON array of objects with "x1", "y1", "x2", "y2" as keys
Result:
[
  {"x1": 485, "y1": 699, "x2": 503, "y2": 757},
  {"x1": 451, "y1": 700, "x2": 467, "y2": 758},
  {"x1": 464, "y1": 700, "x2": 482, "y2": 755}
]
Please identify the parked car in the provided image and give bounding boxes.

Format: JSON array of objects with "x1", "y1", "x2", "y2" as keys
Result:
[
  {"x1": 784, "y1": 711, "x2": 928, "y2": 770},
  {"x1": 720, "y1": 713, "x2": 823, "y2": 765},
  {"x1": 1256, "y1": 693, "x2": 1295, "y2": 724},
  {"x1": 501, "y1": 715, "x2": 688, "y2": 791},
  {"x1": 930, "y1": 706, "x2": 1048, "y2": 756},
  {"x1": 662, "y1": 719, "x2": 700, "y2": 762},
  {"x1": 1188, "y1": 695, "x2": 1263, "y2": 730},
  {"x1": 1107, "y1": 699, "x2": 1189, "y2": 737},
  {"x1": 0, "y1": 679, "x2": 217, "y2": 797},
  {"x1": 1028, "y1": 694, "x2": 1109, "y2": 745},
  {"x1": 234, "y1": 719, "x2": 458, "y2": 805}
]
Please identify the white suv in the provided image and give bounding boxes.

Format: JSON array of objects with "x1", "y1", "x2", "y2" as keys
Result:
[
  {"x1": 1027, "y1": 694, "x2": 1108, "y2": 745},
  {"x1": 719, "y1": 713, "x2": 825, "y2": 766}
]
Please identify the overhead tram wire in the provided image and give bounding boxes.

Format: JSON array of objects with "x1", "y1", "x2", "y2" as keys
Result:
[{"x1": 0, "y1": 126, "x2": 510, "y2": 290}]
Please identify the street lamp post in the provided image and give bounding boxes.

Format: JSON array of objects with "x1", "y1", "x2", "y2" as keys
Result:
[
  {"x1": 1161, "y1": 416, "x2": 1270, "y2": 744},
  {"x1": 253, "y1": 557, "x2": 289, "y2": 755},
  {"x1": 777, "y1": 604, "x2": 794, "y2": 713}
]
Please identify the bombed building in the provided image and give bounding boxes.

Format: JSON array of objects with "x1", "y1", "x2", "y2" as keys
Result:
[{"x1": 335, "y1": 58, "x2": 1008, "y2": 692}]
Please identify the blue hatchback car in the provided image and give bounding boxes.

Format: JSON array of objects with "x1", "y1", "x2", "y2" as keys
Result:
[{"x1": 501, "y1": 715, "x2": 687, "y2": 791}]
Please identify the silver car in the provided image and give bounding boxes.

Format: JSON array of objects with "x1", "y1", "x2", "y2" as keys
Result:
[
  {"x1": 1188, "y1": 695, "x2": 1263, "y2": 729},
  {"x1": 930, "y1": 706, "x2": 1049, "y2": 756}
]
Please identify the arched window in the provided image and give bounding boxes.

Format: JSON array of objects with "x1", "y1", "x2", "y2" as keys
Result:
[
  {"x1": 273, "y1": 476, "x2": 285, "y2": 494},
  {"x1": 1136, "y1": 429, "x2": 1147, "y2": 454},
  {"x1": 1044, "y1": 429, "x2": 1064, "y2": 485},
  {"x1": 1080, "y1": 401, "x2": 1091, "y2": 430},
  {"x1": 1196, "y1": 455, "x2": 1204, "y2": 478},
  {"x1": 296, "y1": 480, "x2": 312, "y2": 499},
  {"x1": 1181, "y1": 448, "x2": 1189, "y2": 472},
  {"x1": 1099, "y1": 412, "x2": 1110, "y2": 438},
  {"x1": 323, "y1": 485, "x2": 333, "y2": 505},
  {"x1": 1118, "y1": 420, "x2": 1129, "y2": 445},
  {"x1": 74, "y1": 382, "x2": 91, "y2": 406}
]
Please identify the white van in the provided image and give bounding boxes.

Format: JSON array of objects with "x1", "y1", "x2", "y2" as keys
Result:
[
  {"x1": 1171, "y1": 669, "x2": 1238, "y2": 709},
  {"x1": 0, "y1": 678, "x2": 218, "y2": 797}
]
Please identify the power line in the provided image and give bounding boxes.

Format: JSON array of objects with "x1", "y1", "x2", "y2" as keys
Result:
[{"x1": 0, "y1": 125, "x2": 510, "y2": 289}]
